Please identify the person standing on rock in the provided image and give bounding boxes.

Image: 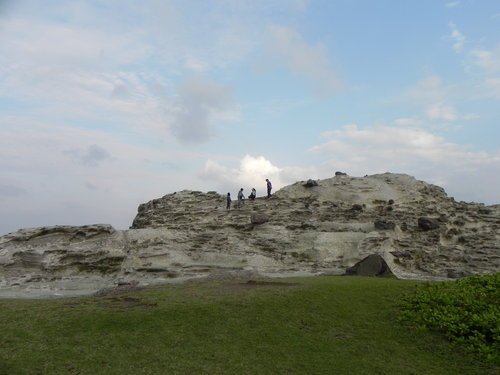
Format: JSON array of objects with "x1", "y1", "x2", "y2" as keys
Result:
[
  {"x1": 226, "y1": 192, "x2": 231, "y2": 210},
  {"x1": 237, "y1": 188, "x2": 245, "y2": 208},
  {"x1": 266, "y1": 179, "x2": 272, "y2": 198}
]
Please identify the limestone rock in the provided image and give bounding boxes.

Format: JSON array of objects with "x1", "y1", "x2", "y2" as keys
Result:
[
  {"x1": 251, "y1": 213, "x2": 270, "y2": 225},
  {"x1": 304, "y1": 179, "x2": 319, "y2": 187},
  {"x1": 1, "y1": 173, "x2": 499, "y2": 298},
  {"x1": 374, "y1": 220, "x2": 395, "y2": 230},
  {"x1": 418, "y1": 217, "x2": 440, "y2": 231},
  {"x1": 345, "y1": 254, "x2": 393, "y2": 277}
]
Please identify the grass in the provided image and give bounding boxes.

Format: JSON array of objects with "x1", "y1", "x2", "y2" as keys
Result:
[{"x1": 0, "y1": 276, "x2": 497, "y2": 375}]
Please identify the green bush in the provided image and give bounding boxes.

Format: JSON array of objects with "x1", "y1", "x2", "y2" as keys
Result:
[{"x1": 399, "y1": 273, "x2": 500, "y2": 364}]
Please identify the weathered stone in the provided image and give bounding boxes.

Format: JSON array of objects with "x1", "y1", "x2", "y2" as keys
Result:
[
  {"x1": 446, "y1": 269, "x2": 471, "y2": 279},
  {"x1": 418, "y1": 217, "x2": 440, "y2": 231},
  {"x1": 374, "y1": 220, "x2": 395, "y2": 230},
  {"x1": 251, "y1": 213, "x2": 269, "y2": 225},
  {"x1": 345, "y1": 254, "x2": 393, "y2": 276},
  {"x1": 335, "y1": 171, "x2": 347, "y2": 176},
  {"x1": 304, "y1": 179, "x2": 319, "y2": 187},
  {"x1": 1, "y1": 172, "x2": 499, "y2": 298}
]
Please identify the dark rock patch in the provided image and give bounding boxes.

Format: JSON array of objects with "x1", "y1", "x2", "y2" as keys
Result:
[
  {"x1": 446, "y1": 269, "x2": 471, "y2": 279},
  {"x1": 345, "y1": 254, "x2": 393, "y2": 277},
  {"x1": 374, "y1": 220, "x2": 395, "y2": 230},
  {"x1": 418, "y1": 217, "x2": 440, "y2": 231},
  {"x1": 304, "y1": 179, "x2": 319, "y2": 187},
  {"x1": 251, "y1": 213, "x2": 269, "y2": 225}
]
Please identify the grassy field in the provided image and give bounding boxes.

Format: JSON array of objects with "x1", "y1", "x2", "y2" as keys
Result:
[{"x1": 0, "y1": 276, "x2": 497, "y2": 375}]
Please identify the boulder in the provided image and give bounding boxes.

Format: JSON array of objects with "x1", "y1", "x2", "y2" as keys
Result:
[
  {"x1": 345, "y1": 254, "x2": 393, "y2": 277},
  {"x1": 374, "y1": 220, "x2": 395, "y2": 230},
  {"x1": 251, "y1": 213, "x2": 269, "y2": 225},
  {"x1": 446, "y1": 269, "x2": 471, "y2": 279},
  {"x1": 304, "y1": 179, "x2": 319, "y2": 188},
  {"x1": 418, "y1": 217, "x2": 440, "y2": 231},
  {"x1": 335, "y1": 171, "x2": 347, "y2": 176}
]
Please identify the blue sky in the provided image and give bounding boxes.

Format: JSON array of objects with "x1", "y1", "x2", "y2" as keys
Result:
[{"x1": 0, "y1": 0, "x2": 499, "y2": 234}]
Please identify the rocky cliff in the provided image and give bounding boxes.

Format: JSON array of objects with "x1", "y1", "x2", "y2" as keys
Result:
[{"x1": 1, "y1": 173, "x2": 499, "y2": 298}]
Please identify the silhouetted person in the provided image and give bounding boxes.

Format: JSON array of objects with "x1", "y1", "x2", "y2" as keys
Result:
[
  {"x1": 266, "y1": 179, "x2": 272, "y2": 198},
  {"x1": 237, "y1": 188, "x2": 245, "y2": 208},
  {"x1": 226, "y1": 192, "x2": 231, "y2": 210}
]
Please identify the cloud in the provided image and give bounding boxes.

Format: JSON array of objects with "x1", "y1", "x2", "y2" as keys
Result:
[
  {"x1": 0, "y1": 17, "x2": 148, "y2": 67},
  {"x1": 310, "y1": 123, "x2": 500, "y2": 203},
  {"x1": 200, "y1": 155, "x2": 281, "y2": 193},
  {"x1": 264, "y1": 25, "x2": 341, "y2": 96},
  {"x1": 468, "y1": 45, "x2": 500, "y2": 101},
  {"x1": 410, "y1": 74, "x2": 445, "y2": 102},
  {"x1": 445, "y1": 1, "x2": 460, "y2": 8},
  {"x1": 199, "y1": 155, "x2": 317, "y2": 194},
  {"x1": 471, "y1": 46, "x2": 500, "y2": 72},
  {"x1": 485, "y1": 78, "x2": 500, "y2": 99},
  {"x1": 168, "y1": 76, "x2": 237, "y2": 143},
  {"x1": 64, "y1": 144, "x2": 112, "y2": 167},
  {"x1": 405, "y1": 74, "x2": 476, "y2": 122},
  {"x1": 394, "y1": 118, "x2": 422, "y2": 127},
  {"x1": 448, "y1": 22, "x2": 465, "y2": 53},
  {"x1": 0, "y1": 117, "x2": 208, "y2": 234},
  {"x1": 0, "y1": 184, "x2": 27, "y2": 198},
  {"x1": 425, "y1": 102, "x2": 458, "y2": 121}
]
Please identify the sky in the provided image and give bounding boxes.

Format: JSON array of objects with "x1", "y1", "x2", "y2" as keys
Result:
[{"x1": 0, "y1": 0, "x2": 499, "y2": 235}]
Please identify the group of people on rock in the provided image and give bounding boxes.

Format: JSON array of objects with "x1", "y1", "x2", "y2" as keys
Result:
[{"x1": 226, "y1": 179, "x2": 272, "y2": 210}]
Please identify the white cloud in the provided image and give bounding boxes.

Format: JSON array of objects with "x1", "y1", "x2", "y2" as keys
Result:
[
  {"x1": 168, "y1": 76, "x2": 237, "y2": 143},
  {"x1": 264, "y1": 25, "x2": 341, "y2": 96},
  {"x1": 445, "y1": 1, "x2": 460, "y2": 8},
  {"x1": 0, "y1": 185, "x2": 27, "y2": 198},
  {"x1": 471, "y1": 46, "x2": 500, "y2": 72},
  {"x1": 405, "y1": 74, "x2": 476, "y2": 122},
  {"x1": 184, "y1": 57, "x2": 210, "y2": 73},
  {"x1": 0, "y1": 117, "x2": 206, "y2": 235},
  {"x1": 310, "y1": 123, "x2": 500, "y2": 204},
  {"x1": 467, "y1": 46, "x2": 500, "y2": 101},
  {"x1": 200, "y1": 155, "x2": 281, "y2": 194},
  {"x1": 64, "y1": 144, "x2": 112, "y2": 167},
  {"x1": 410, "y1": 74, "x2": 445, "y2": 102},
  {"x1": 425, "y1": 102, "x2": 458, "y2": 121},
  {"x1": 394, "y1": 118, "x2": 422, "y2": 127},
  {"x1": 485, "y1": 78, "x2": 500, "y2": 99},
  {"x1": 0, "y1": 17, "x2": 149, "y2": 67},
  {"x1": 199, "y1": 155, "x2": 317, "y2": 195},
  {"x1": 448, "y1": 22, "x2": 465, "y2": 53}
]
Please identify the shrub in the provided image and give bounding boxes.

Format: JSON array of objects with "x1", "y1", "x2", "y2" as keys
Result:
[{"x1": 399, "y1": 273, "x2": 500, "y2": 364}]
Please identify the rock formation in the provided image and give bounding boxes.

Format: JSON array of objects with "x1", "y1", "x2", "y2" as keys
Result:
[{"x1": 1, "y1": 173, "x2": 499, "y2": 298}]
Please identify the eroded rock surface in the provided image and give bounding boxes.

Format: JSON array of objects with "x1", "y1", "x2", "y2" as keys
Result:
[{"x1": 1, "y1": 173, "x2": 499, "y2": 298}]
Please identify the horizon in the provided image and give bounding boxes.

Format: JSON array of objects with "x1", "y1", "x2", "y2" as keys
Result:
[{"x1": 1, "y1": 0, "x2": 499, "y2": 235}]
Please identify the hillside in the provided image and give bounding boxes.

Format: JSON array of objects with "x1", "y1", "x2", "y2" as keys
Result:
[{"x1": 1, "y1": 173, "x2": 499, "y2": 298}]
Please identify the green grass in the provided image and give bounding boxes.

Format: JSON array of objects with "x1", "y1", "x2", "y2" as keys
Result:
[{"x1": 0, "y1": 276, "x2": 497, "y2": 375}]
